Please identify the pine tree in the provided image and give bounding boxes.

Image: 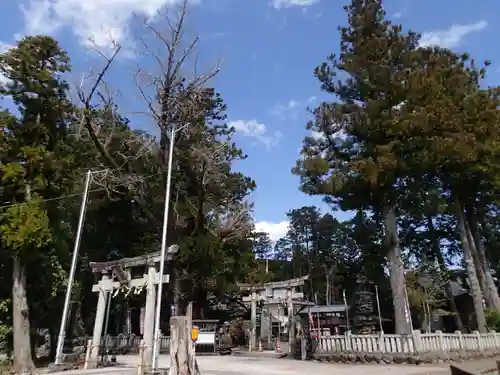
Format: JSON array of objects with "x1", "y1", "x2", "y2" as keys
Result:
[
  {"x1": 294, "y1": 0, "x2": 420, "y2": 333},
  {"x1": 398, "y1": 47, "x2": 500, "y2": 331}
]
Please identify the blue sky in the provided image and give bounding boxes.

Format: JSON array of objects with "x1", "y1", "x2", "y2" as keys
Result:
[{"x1": 1, "y1": 0, "x2": 499, "y2": 242}]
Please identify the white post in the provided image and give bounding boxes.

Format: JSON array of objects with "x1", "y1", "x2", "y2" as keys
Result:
[
  {"x1": 152, "y1": 125, "x2": 177, "y2": 370},
  {"x1": 55, "y1": 170, "x2": 92, "y2": 365}
]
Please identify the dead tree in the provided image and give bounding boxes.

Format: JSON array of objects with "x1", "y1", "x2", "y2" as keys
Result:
[
  {"x1": 132, "y1": 0, "x2": 253, "y2": 311},
  {"x1": 73, "y1": 0, "x2": 253, "y2": 350},
  {"x1": 73, "y1": 38, "x2": 162, "y2": 232}
]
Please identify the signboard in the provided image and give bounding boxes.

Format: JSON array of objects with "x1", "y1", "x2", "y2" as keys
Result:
[
  {"x1": 196, "y1": 332, "x2": 216, "y2": 345},
  {"x1": 191, "y1": 326, "x2": 199, "y2": 343}
]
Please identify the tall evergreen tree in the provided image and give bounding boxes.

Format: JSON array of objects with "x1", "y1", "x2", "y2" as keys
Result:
[
  {"x1": 399, "y1": 46, "x2": 500, "y2": 331},
  {"x1": 294, "y1": 0, "x2": 420, "y2": 333},
  {"x1": 0, "y1": 35, "x2": 73, "y2": 373}
]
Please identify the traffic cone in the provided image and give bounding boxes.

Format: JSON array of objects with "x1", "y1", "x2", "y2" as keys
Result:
[{"x1": 275, "y1": 340, "x2": 281, "y2": 353}]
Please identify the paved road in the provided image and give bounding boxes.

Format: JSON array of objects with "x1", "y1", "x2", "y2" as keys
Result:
[{"x1": 49, "y1": 354, "x2": 447, "y2": 375}]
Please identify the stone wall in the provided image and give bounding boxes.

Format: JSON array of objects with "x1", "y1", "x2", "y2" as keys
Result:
[{"x1": 314, "y1": 349, "x2": 500, "y2": 365}]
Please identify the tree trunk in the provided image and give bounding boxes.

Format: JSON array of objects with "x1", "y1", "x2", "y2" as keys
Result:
[
  {"x1": 426, "y1": 215, "x2": 465, "y2": 331},
  {"x1": 464, "y1": 218, "x2": 493, "y2": 308},
  {"x1": 455, "y1": 199, "x2": 486, "y2": 332},
  {"x1": 382, "y1": 205, "x2": 411, "y2": 334},
  {"x1": 12, "y1": 254, "x2": 35, "y2": 374},
  {"x1": 465, "y1": 206, "x2": 500, "y2": 311},
  {"x1": 49, "y1": 327, "x2": 56, "y2": 361}
]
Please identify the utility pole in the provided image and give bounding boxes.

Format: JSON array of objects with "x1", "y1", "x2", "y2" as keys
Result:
[
  {"x1": 55, "y1": 170, "x2": 92, "y2": 365},
  {"x1": 152, "y1": 123, "x2": 188, "y2": 369}
]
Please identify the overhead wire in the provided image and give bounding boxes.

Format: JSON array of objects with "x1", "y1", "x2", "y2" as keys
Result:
[{"x1": 0, "y1": 171, "x2": 160, "y2": 210}]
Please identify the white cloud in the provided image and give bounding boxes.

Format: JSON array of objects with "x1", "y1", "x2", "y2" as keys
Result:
[
  {"x1": 0, "y1": 42, "x2": 14, "y2": 87},
  {"x1": 272, "y1": 99, "x2": 299, "y2": 117},
  {"x1": 19, "y1": 0, "x2": 192, "y2": 50},
  {"x1": 271, "y1": 95, "x2": 316, "y2": 120},
  {"x1": 229, "y1": 119, "x2": 282, "y2": 148},
  {"x1": 0, "y1": 43, "x2": 14, "y2": 52},
  {"x1": 255, "y1": 220, "x2": 288, "y2": 242},
  {"x1": 419, "y1": 20, "x2": 488, "y2": 49},
  {"x1": 310, "y1": 130, "x2": 323, "y2": 140},
  {"x1": 298, "y1": 127, "x2": 348, "y2": 153},
  {"x1": 271, "y1": 0, "x2": 318, "y2": 9}
]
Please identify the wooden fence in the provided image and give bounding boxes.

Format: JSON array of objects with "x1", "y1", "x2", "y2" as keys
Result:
[{"x1": 319, "y1": 331, "x2": 500, "y2": 354}]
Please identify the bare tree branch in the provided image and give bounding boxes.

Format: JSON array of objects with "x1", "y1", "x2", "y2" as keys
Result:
[
  {"x1": 215, "y1": 202, "x2": 254, "y2": 244},
  {"x1": 133, "y1": 0, "x2": 222, "y2": 137},
  {"x1": 74, "y1": 37, "x2": 162, "y2": 231}
]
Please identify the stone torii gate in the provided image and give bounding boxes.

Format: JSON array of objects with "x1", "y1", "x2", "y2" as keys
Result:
[
  {"x1": 237, "y1": 275, "x2": 309, "y2": 352},
  {"x1": 88, "y1": 247, "x2": 178, "y2": 369}
]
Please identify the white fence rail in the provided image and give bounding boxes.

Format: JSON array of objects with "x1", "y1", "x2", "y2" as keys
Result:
[{"x1": 319, "y1": 330, "x2": 500, "y2": 353}]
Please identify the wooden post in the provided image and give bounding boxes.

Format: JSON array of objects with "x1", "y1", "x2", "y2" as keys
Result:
[
  {"x1": 168, "y1": 317, "x2": 179, "y2": 375},
  {"x1": 301, "y1": 336, "x2": 307, "y2": 360},
  {"x1": 168, "y1": 304, "x2": 197, "y2": 375}
]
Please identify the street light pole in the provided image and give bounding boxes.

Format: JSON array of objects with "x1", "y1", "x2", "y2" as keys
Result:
[
  {"x1": 152, "y1": 124, "x2": 178, "y2": 369},
  {"x1": 55, "y1": 170, "x2": 92, "y2": 365}
]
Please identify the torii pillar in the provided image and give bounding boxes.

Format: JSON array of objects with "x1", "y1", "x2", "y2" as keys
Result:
[
  {"x1": 287, "y1": 289, "x2": 295, "y2": 353},
  {"x1": 88, "y1": 248, "x2": 178, "y2": 369},
  {"x1": 142, "y1": 264, "x2": 157, "y2": 368},
  {"x1": 238, "y1": 276, "x2": 309, "y2": 353},
  {"x1": 90, "y1": 272, "x2": 110, "y2": 363},
  {"x1": 250, "y1": 290, "x2": 257, "y2": 351}
]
